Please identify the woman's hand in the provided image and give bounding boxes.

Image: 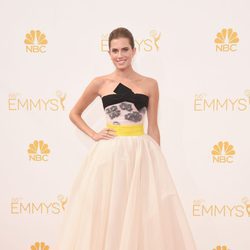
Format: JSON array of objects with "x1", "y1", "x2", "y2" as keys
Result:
[{"x1": 92, "y1": 128, "x2": 117, "y2": 141}]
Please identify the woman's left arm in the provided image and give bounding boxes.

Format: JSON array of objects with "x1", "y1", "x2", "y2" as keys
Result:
[{"x1": 147, "y1": 79, "x2": 160, "y2": 146}]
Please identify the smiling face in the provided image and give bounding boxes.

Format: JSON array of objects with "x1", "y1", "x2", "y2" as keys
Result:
[{"x1": 108, "y1": 37, "x2": 136, "y2": 69}]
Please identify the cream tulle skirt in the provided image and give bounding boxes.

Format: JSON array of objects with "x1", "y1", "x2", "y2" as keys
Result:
[{"x1": 55, "y1": 134, "x2": 197, "y2": 250}]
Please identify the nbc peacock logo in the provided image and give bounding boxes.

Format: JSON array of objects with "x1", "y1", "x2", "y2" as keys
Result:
[
  {"x1": 28, "y1": 140, "x2": 51, "y2": 161},
  {"x1": 212, "y1": 245, "x2": 231, "y2": 250},
  {"x1": 211, "y1": 141, "x2": 235, "y2": 163},
  {"x1": 30, "y1": 241, "x2": 50, "y2": 250},
  {"x1": 100, "y1": 30, "x2": 161, "y2": 52},
  {"x1": 214, "y1": 28, "x2": 239, "y2": 52},
  {"x1": 24, "y1": 30, "x2": 48, "y2": 53}
]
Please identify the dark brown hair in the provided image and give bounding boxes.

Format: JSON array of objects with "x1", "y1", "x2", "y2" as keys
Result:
[{"x1": 108, "y1": 27, "x2": 135, "y2": 50}]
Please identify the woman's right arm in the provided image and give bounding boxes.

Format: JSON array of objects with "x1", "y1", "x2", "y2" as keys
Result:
[
  {"x1": 69, "y1": 77, "x2": 100, "y2": 139},
  {"x1": 69, "y1": 77, "x2": 116, "y2": 141}
]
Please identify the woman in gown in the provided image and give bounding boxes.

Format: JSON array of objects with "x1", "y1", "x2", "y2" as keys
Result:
[{"x1": 55, "y1": 27, "x2": 197, "y2": 250}]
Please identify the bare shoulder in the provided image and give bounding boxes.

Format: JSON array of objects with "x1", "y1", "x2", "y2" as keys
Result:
[
  {"x1": 88, "y1": 75, "x2": 104, "y2": 87},
  {"x1": 93, "y1": 74, "x2": 118, "y2": 96},
  {"x1": 140, "y1": 75, "x2": 159, "y2": 97},
  {"x1": 91, "y1": 73, "x2": 115, "y2": 83},
  {"x1": 145, "y1": 76, "x2": 158, "y2": 87},
  {"x1": 86, "y1": 75, "x2": 108, "y2": 96}
]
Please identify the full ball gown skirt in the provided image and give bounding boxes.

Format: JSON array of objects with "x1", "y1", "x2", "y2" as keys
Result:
[{"x1": 55, "y1": 83, "x2": 197, "y2": 250}]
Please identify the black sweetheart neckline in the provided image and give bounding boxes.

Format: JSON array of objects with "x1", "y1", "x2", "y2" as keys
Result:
[{"x1": 101, "y1": 82, "x2": 149, "y2": 99}]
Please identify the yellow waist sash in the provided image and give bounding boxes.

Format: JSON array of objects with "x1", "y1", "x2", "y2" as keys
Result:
[{"x1": 106, "y1": 123, "x2": 144, "y2": 136}]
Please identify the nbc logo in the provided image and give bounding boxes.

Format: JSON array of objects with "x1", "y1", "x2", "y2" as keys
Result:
[
  {"x1": 214, "y1": 28, "x2": 239, "y2": 52},
  {"x1": 24, "y1": 30, "x2": 48, "y2": 53},
  {"x1": 30, "y1": 241, "x2": 50, "y2": 250},
  {"x1": 211, "y1": 141, "x2": 235, "y2": 163},
  {"x1": 28, "y1": 140, "x2": 50, "y2": 161},
  {"x1": 212, "y1": 245, "x2": 231, "y2": 250}
]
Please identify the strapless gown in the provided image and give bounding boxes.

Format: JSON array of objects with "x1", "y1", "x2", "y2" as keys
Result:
[{"x1": 54, "y1": 82, "x2": 197, "y2": 250}]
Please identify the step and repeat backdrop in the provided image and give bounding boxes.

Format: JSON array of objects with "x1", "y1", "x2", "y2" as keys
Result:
[{"x1": 1, "y1": 0, "x2": 249, "y2": 249}]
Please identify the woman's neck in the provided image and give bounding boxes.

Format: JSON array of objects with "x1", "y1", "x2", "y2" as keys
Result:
[{"x1": 113, "y1": 67, "x2": 137, "y2": 80}]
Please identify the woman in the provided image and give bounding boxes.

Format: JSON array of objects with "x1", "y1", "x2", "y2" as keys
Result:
[{"x1": 55, "y1": 27, "x2": 197, "y2": 250}]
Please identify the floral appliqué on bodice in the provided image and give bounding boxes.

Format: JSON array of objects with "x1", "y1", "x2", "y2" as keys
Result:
[{"x1": 101, "y1": 83, "x2": 149, "y2": 125}]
